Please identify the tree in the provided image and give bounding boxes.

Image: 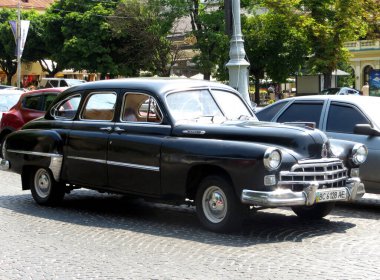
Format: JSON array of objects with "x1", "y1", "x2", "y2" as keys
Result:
[
  {"x1": 362, "y1": 0, "x2": 380, "y2": 39},
  {"x1": 43, "y1": 0, "x2": 120, "y2": 77},
  {"x1": 300, "y1": 0, "x2": 367, "y2": 89},
  {"x1": 243, "y1": 0, "x2": 309, "y2": 104},
  {"x1": 0, "y1": 9, "x2": 17, "y2": 85},
  {"x1": 188, "y1": 0, "x2": 229, "y2": 80},
  {"x1": 108, "y1": 0, "x2": 184, "y2": 77},
  {"x1": 21, "y1": 9, "x2": 64, "y2": 77}
]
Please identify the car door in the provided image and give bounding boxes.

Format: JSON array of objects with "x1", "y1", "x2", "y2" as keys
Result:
[
  {"x1": 107, "y1": 91, "x2": 171, "y2": 195},
  {"x1": 323, "y1": 101, "x2": 380, "y2": 186},
  {"x1": 65, "y1": 91, "x2": 117, "y2": 188}
]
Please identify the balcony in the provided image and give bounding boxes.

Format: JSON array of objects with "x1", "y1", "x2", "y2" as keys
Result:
[{"x1": 344, "y1": 40, "x2": 380, "y2": 51}]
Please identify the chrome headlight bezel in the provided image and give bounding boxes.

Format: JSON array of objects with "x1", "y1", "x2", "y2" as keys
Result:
[
  {"x1": 264, "y1": 147, "x2": 282, "y2": 171},
  {"x1": 351, "y1": 144, "x2": 367, "y2": 165}
]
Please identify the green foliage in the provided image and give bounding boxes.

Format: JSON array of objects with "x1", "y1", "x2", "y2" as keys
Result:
[
  {"x1": 243, "y1": 0, "x2": 309, "y2": 104},
  {"x1": 188, "y1": 0, "x2": 229, "y2": 80},
  {"x1": 0, "y1": 9, "x2": 17, "y2": 85},
  {"x1": 108, "y1": 0, "x2": 182, "y2": 76},
  {"x1": 300, "y1": 0, "x2": 367, "y2": 87}
]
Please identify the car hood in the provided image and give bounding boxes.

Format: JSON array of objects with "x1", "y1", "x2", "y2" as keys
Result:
[{"x1": 172, "y1": 120, "x2": 329, "y2": 160}]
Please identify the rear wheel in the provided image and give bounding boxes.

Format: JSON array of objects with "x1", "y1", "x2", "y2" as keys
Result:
[
  {"x1": 30, "y1": 168, "x2": 65, "y2": 206},
  {"x1": 291, "y1": 202, "x2": 335, "y2": 219},
  {"x1": 196, "y1": 176, "x2": 244, "y2": 232}
]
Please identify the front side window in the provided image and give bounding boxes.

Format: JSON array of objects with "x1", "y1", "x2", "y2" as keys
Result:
[
  {"x1": 166, "y1": 89, "x2": 253, "y2": 123},
  {"x1": 23, "y1": 95, "x2": 43, "y2": 110},
  {"x1": 122, "y1": 93, "x2": 162, "y2": 123},
  {"x1": 277, "y1": 102, "x2": 323, "y2": 127},
  {"x1": 256, "y1": 100, "x2": 288, "y2": 121},
  {"x1": 81, "y1": 92, "x2": 116, "y2": 121},
  {"x1": 326, "y1": 104, "x2": 369, "y2": 134},
  {"x1": 52, "y1": 95, "x2": 81, "y2": 120}
]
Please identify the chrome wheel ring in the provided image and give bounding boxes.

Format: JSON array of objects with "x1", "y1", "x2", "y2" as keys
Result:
[
  {"x1": 202, "y1": 186, "x2": 227, "y2": 223},
  {"x1": 34, "y1": 169, "x2": 51, "y2": 199}
]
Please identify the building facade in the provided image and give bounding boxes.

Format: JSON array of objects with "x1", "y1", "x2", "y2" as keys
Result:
[{"x1": 344, "y1": 39, "x2": 380, "y2": 91}]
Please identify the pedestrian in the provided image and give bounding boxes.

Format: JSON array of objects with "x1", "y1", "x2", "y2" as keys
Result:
[{"x1": 361, "y1": 82, "x2": 369, "y2": 96}]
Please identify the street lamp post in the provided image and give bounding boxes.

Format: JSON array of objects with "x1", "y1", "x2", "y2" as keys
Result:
[
  {"x1": 226, "y1": 0, "x2": 250, "y2": 104},
  {"x1": 16, "y1": 0, "x2": 21, "y2": 88}
]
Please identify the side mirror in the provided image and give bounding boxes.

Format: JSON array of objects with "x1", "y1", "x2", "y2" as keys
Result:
[{"x1": 354, "y1": 124, "x2": 380, "y2": 136}]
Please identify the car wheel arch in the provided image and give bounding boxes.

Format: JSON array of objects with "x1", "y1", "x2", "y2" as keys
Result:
[{"x1": 185, "y1": 164, "x2": 234, "y2": 201}]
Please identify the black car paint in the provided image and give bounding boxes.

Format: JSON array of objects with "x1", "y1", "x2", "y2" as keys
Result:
[{"x1": 4, "y1": 79, "x2": 357, "y2": 202}]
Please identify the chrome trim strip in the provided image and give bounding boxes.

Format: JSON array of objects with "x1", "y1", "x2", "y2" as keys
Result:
[
  {"x1": 107, "y1": 160, "x2": 160, "y2": 172},
  {"x1": 279, "y1": 176, "x2": 349, "y2": 185},
  {"x1": 7, "y1": 149, "x2": 62, "y2": 158},
  {"x1": 67, "y1": 156, "x2": 159, "y2": 172},
  {"x1": 281, "y1": 169, "x2": 347, "y2": 177},
  {"x1": 67, "y1": 156, "x2": 107, "y2": 164}
]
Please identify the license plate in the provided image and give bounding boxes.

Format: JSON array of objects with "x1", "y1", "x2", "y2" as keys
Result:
[{"x1": 316, "y1": 189, "x2": 347, "y2": 202}]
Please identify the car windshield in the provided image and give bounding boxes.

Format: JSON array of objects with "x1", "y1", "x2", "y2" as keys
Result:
[
  {"x1": 0, "y1": 93, "x2": 22, "y2": 112},
  {"x1": 166, "y1": 89, "x2": 255, "y2": 123},
  {"x1": 321, "y1": 88, "x2": 340, "y2": 95}
]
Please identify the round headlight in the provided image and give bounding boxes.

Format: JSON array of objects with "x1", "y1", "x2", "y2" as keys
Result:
[
  {"x1": 264, "y1": 148, "x2": 282, "y2": 171},
  {"x1": 352, "y1": 144, "x2": 367, "y2": 165}
]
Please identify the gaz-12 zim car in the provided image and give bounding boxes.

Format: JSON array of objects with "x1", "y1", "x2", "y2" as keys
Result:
[{"x1": 0, "y1": 78, "x2": 367, "y2": 232}]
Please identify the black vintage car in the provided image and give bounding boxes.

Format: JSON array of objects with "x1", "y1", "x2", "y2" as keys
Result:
[{"x1": 0, "y1": 78, "x2": 367, "y2": 232}]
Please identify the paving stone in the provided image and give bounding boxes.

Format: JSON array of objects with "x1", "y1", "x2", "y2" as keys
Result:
[{"x1": 0, "y1": 172, "x2": 379, "y2": 279}]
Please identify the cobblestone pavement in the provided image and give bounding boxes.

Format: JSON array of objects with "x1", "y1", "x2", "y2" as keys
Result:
[{"x1": 0, "y1": 172, "x2": 379, "y2": 280}]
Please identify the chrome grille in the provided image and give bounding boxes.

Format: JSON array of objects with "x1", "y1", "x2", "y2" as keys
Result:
[{"x1": 279, "y1": 158, "x2": 348, "y2": 192}]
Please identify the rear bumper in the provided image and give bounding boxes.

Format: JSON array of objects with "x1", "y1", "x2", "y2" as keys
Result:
[
  {"x1": 0, "y1": 159, "x2": 9, "y2": 171},
  {"x1": 241, "y1": 178, "x2": 365, "y2": 207}
]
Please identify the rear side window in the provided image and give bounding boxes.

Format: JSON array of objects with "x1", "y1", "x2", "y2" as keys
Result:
[
  {"x1": 256, "y1": 101, "x2": 288, "y2": 121},
  {"x1": 277, "y1": 102, "x2": 323, "y2": 127},
  {"x1": 326, "y1": 103, "x2": 369, "y2": 134},
  {"x1": 23, "y1": 95, "x2": 43, "y2": 110}
]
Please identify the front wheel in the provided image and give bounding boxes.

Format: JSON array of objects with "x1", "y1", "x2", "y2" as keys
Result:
[
  {"x1": 196, "y1": 176, "x2": 244, "y2": 233},
  {"x1": 30, "y1": 168, "x2": 65, "y2": 206},
  {"x1": 291, "y1": 202, "x2": 335, "y2": 219}
]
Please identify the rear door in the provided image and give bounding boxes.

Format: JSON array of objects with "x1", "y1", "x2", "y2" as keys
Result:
[
  {"x1": 107, "y1": 91, "x2": 171, "y2": 195},
  {"x1": 65, "y1": 91, "x2": 117, "y2": 188}
]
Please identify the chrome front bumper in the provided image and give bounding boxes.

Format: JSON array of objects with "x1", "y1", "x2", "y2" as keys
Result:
[{"x1": 241, "y1": 178, "x2": 365, "y2": 207}]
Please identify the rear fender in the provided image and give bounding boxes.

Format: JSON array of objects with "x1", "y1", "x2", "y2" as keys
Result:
[{"x1": 4, "y1": 129, "x2": 64, "y2": 181}]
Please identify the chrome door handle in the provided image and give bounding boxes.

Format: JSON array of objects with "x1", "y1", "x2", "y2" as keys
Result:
[
  {"x1": 100, "y1": 127, "x2": 112, "y2": 132},
  {"x1": 114, "y1": 127, "x2": 126, "y2": 133}
]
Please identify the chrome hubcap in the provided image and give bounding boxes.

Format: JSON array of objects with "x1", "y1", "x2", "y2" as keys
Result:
[
  {"x1": 202, "y1": 186, "x2": 227, "y2": 223},
  {"x1": 34, "y1": 169, "x2": 51, "y2": 199}
]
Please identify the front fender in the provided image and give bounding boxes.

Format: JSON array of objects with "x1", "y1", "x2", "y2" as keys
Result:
[{"x1": 329, "y1": 138, "x2": 366, "y2": 168}]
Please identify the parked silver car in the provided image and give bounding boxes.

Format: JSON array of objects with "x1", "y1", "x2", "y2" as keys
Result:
[
  {"x1": 321, "y1": 87, "x2": 360, "y2": 95},
  {"x1": 256, "y1": 95, "x2": 380, "y2": 194}
]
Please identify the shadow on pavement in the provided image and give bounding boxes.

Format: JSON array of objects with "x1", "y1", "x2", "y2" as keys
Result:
[{"x1": 0, "y1": 189, "x2": 363, "y2": 247}]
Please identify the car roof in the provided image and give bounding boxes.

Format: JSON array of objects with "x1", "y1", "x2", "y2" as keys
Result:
[
  {"x1": 281, "y1": 95, "x2": 379, "y2": 106},
  {"x1": 62, "y1": 78, "x2": 236, "y2": 97},
  {"x1": 0, "y1": 89, "x2": 24, "y2": 95}
]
